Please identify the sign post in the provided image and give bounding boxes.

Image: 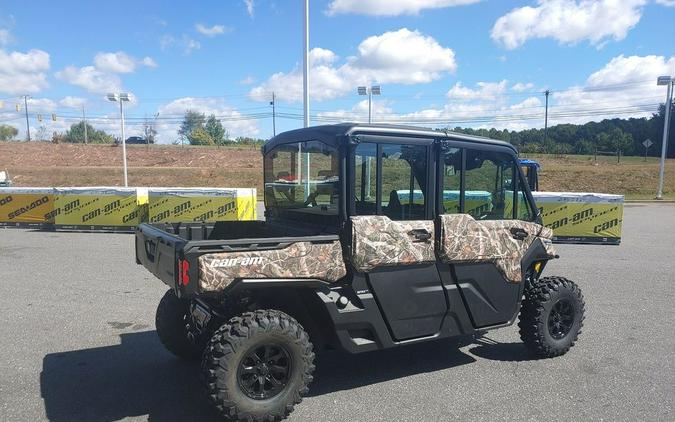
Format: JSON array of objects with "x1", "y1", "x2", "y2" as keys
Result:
[{"x1": 643, "y1": 138, "x2": 653, "y2": 161}]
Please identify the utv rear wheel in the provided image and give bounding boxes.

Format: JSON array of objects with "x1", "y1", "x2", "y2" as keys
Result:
[
  {"x1": 519, "y1": 276, "x2": 585, "y2": 358},
  {"x1": 202, "y1": 310, "x2": 315, "y2": 422},
  {"x1": 155, "y1": 289, "x2": 203, "y2": 361}
]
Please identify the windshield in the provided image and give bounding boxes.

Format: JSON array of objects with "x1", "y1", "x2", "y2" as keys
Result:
[{"x1": 264, "y1": 140, "x2": 340, "y2": 223}]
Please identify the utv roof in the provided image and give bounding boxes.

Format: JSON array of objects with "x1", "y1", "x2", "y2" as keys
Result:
[{"x1": 263, "y1": 123, "x2": 517, "y2": 154}]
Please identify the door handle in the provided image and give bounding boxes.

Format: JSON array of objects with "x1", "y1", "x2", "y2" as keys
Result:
[
  {"x1": 510, "y1": 227, "x2": 529, "y2": 240},
  {"x1": 409, "y1": 229, "x2": 432, "y2": 242}
]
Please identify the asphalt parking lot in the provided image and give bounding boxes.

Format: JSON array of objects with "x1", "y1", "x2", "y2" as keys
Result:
[{"x1": 1, "y1": 203, "x2": 674, "y2": 422}]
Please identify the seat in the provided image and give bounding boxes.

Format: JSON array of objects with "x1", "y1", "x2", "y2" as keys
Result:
[{"x1": 385, "y1": 190, "x2": 403, "y2": 220}]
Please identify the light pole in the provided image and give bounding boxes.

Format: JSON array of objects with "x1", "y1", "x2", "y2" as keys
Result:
[
  {"x1": 656, "y1": 76, "x2": 673, "y2": 200},
  {"x1": 107, "y1": 92, "x2": 131, "y2": 187},
  {"x1": 302, "y1": 0, "x2": 309, "y2": 128},
  {"x1": 357, "y1": 85, "x2": 381, "y2": 123}
]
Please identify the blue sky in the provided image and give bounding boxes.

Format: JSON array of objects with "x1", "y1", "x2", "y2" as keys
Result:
[{"x1": 0, "y1": 0, "x2": 674, "y2": 142}]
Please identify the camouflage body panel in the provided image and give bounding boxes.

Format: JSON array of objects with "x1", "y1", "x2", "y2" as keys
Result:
[
  {"x1": 198, "y1": 241, "x2": 346, "y2": 292},
  {"x1": 351, "y1": 216, "x2": 435, "y2": 272},
  {"x1": 438, "y1": 214, "x2": 556, "y2": 283}
]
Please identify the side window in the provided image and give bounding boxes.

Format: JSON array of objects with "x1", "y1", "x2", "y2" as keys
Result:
[
  {"x1": 354, "y1": 143, "x2": 377, "y2": 215},
  {"x1": 381, "y1": 144, "x2": 427, "y2": 220},
  {"x1": 441, "y1": 147, "x2": 461, "y2": 213},
  {"x1": 464, "y1": 150, "x2": 515, "y2": 220}
]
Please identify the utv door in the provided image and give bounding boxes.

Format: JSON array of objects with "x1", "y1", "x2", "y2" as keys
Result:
[
  {"x1": 349, "y1": 139, "x2": 447, "y2": 341},
  {"x1": 437, "y1": 146, "x2": 540, "y2": 327}
]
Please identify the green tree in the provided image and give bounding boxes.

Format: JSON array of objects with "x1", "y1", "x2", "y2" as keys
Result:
[
  {"x1": 178, "y1": 110, "x2": 205, "y2": 145},
  {"x1": 189, "y1": 127, "x2": 215, "y2": 146},
  {"x1": 204, "y1": 114, "x2": 227, "y2": 145},
  {"x1": 0, "y1": 124, "x2": 18, "y2": 141},
  {"x1": 65, "y1": 121, "x2": 114, "y2": 144}
]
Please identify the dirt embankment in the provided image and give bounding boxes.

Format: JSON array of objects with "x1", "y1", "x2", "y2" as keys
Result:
[
  {"x1": 1, "y1": 141, "x2": 673, "y2": 199},
  {"x1": 0, "y1": 142, "x2": 262, "y2": 189}
]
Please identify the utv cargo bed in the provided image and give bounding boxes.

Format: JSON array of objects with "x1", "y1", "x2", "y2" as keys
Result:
[{"x1": 135, "y1": 221, "x2": 343, "y2": 296}]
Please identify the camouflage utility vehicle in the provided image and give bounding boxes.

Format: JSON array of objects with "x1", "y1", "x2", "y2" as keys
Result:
[{"x1": 135, "y1": 124, "x2": 585, "y2": 421}]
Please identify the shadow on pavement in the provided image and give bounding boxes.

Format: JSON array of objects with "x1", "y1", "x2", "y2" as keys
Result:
[
  {"x1": 41, "y1": 332, "x2": 520, "y2": 421},
  {"x1": 468, "y1": 337, "x2": 537, "y2": 362},
  {"x1": 308, "y1": 337, "x2": 477, "y2": 397},
  {"x1": 40, "y1": 331, "x2": 221, "y2": 422}
]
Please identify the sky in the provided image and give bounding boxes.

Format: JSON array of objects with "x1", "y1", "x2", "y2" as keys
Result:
[{"x1": 0, "y1": 0, "x2": 674, "y2": 143}]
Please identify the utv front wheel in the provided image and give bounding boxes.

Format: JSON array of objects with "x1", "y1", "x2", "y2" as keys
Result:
[
  {"x1": 155, "y1": 289, "x2": 203, "y2": 361},
  {"x1": 202, "y1": 310, "x2": 315, "y2": 421},
  {"x1": 519, "y1": 277, "x2": 585, "y2": 358}
]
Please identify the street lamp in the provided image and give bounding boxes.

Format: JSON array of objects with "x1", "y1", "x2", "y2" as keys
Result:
[
  {"x1": 107, "y1": 92, "x2": 131, "y2": 187},
  {"x1": 357, "y1": 85, "x2": 381, "y2": 124},
  {"x1": 656, "y1": 76, "x2": 673, "y2": 199}
]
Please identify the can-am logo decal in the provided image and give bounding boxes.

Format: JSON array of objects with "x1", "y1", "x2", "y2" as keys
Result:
[{"x1": 211, "y1": 257, "x2": 264, "y2": 267}]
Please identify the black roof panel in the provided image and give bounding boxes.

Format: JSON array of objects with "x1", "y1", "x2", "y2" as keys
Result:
[{"x1": 263, "y1": 123, "x2": 516, "y2": 153}]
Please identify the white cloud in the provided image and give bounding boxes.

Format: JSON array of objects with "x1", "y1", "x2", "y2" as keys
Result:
[
  {"x1": 94, "y1": 51, "x2": 136, "y2": 73},
  {"x1": 447, "y1": 80, "x2": 508, "y2": 100},
  {"x1": 492, "y1": 0, "x2": 647, "y2": 49},
  {"x1": 0, "y1": 48, "x2": 50, "y2": 95},
  {"x1": 552, "y1": 54, "x2": 675, "y2": 123},
  {"x1": 93, "y1": 51, "x2": 157, "y2": 73},
  {"x1": 55, "y1": 65, "x2": 121, "y2": 94},
  {"x1": 27, "y1": 97, "x2": 57, "y2": 112},
  {"x1": 239, "y1": 75, "x2": 255, "y2": 85},
  {"x1": 244, "y1": 0, "x2": 254, "y2": 17},
  {"x1": 160, "y1": 34, "x2": 175, "y2": 51},
  {"x1": 141, "y1": 56, "x2": 158, "y2": 68},
  {"x1": 300, "y1": 54, "x2": 675, "y2": 132},
  {"x1": 156, "y1": 97, "x2": 259, "y2": 143},
  {"x1": 250, "y1": 28, "x2": 456, "y2": 102},
  {"x1": 326, "y1": 0, "x2": 481, "y2": 16},
  {"x1": 512, "y1": 82, "x2": 535, "y2": 92},
  {"x1": 317, "y1": 99, "x2": 394, "y2": 123},
  {"x1": 195, "y1": 23, "x2": 231, "y2": 37},
  {"x1": 0, "y1": 29, "x2": 11, "y2": 46},
  {"x1": 183, "y1": 37, "x2": 201, "y2": 55},
  {"x1": 59, "y1": 96, "x2": 87, "y2": 108},
  {"x1": 160, "y1": 34, "x2": 201, "y2": 55}
]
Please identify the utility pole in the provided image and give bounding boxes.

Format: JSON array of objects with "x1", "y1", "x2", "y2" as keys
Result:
[
  {"x1": 83, "y1": 106, "x2": 88, "y2": 144},
  {"x1": 543, "y1": 90, "x2": 550, "y2": 145},
  {"x1": 23, "y1": 95, "x2": 31, "y2": 141},
  {"x1": 302, "y1": 0, "x2": 309, "y2": 128},
  {"x1": 270, "y1": 92, "x2": 276, "y2": 137}
]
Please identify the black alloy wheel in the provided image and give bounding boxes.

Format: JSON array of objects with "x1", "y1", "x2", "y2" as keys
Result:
[
  {"x1": 547, "y1": 299, "x2": 575, "y2": 339},
  {"x1": 237, "y1": 344, "x2": 292, "y2": 400}
]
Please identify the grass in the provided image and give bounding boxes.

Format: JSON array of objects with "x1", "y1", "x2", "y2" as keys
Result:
[
  {"x1": 1, "y1": 142, "x2": 673, "y2": 200},
  {"x1": 523, "y1": 153, "x2": 675, "y2": 200}
]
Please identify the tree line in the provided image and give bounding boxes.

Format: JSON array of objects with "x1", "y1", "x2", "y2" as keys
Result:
[
  {"x1": 1, "y1": 104, "x2": 672, "y2": 156},
  {"x1": 451, "y1": 104, "x2": 675, "y2": 158}
]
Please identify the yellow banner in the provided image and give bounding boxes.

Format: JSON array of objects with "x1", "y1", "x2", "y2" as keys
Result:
[
  {"x1": 148, "y1": 188, "x2": 256, "y2": 223},
  {"x1": 538, "y1": 202, "x2": 623, "y2": 239},
  {"x1": 0, "y1": 189, "x2": 55, "y2": 224},
  {"x1": 53, "y1": 188, "x2": 144, "y2": 227}
]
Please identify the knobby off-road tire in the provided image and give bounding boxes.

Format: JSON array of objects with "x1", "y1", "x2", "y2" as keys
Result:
[
  {"x1": 202, "y1": 309, "x2": 315, "y2": 422},
  {"x1": 519, "y1": 276, "x2": 585, "y2": 358},
  {"x1": 155, "y1": 289, "x2": 203, "y2": 361}
]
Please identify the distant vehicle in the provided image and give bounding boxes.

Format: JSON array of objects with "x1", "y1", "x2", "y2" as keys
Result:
[
  {"x1": 115, "y1": 136, "x2": 149, "y2": 146},
  {"x1": 0, "y1": 170, "x2": 11, "y2": 187},
  {"x1": 519, "y1": 158, "x2": 540, "y2": 191},
  {"x1": 125, "y1": 136, "x2": 148, "y2": 145}
]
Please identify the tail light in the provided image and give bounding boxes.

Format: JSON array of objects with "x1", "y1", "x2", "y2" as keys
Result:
[{"x1": 178, "y1": 259, "x2": 190, "y2": 286}]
